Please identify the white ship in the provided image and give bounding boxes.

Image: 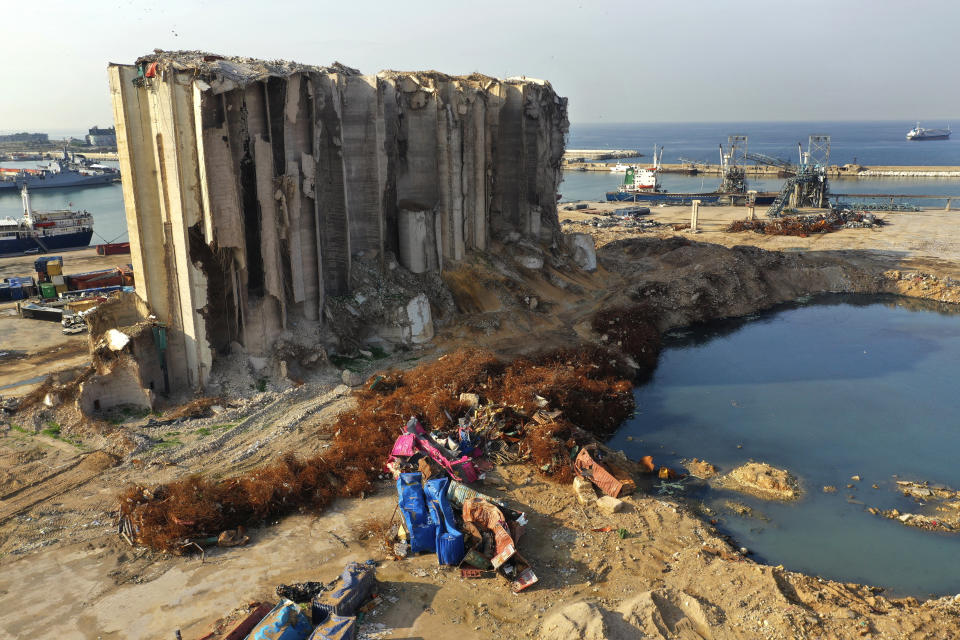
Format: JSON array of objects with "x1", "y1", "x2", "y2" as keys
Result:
[{"x1": 906, "y1": 123, "x2": 951, "y2": 141}]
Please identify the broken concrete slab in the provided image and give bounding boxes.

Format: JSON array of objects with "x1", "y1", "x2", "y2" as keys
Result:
[
  {"x1": 573, "y1": 476, "x2": 597, "y2": 505},
  {"x1": 596, "y1": 495, "x2": 625, "y2": 515},
  {"x1": 565, "y1": 232, "x2": 597, "y2": 271}
]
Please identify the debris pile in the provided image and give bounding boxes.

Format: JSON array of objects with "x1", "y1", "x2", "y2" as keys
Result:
[
  {"x1": 117, "y1": 347, "x2": 636, "y2": 551},
  {"x1": 565, "y1": 216, "x2": 663, "y2": 232},
  {"x1": 196, "y1": 560, "x2": 380, "y2": 640},
  {"x1": 725, "y1": 210, "x2": 885, "y2": 236}
]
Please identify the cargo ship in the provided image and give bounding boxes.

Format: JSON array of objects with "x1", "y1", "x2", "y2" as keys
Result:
[
  {"x1": 0, "y1": 186, "x2": 94, "y2": 256},
  {"x1": 906, "y1": 123, "x2": 951, "y2": 141},
  {"x1": 0, "y1": 149, "x2": 119, "y2": 191}
]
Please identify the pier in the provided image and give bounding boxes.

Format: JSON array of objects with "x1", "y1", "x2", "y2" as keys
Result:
[
  {"x1": 563, "y1": 149, "x2": 641, "y2": 161},
  {"x1": 563, "y1": 159, "x2": 960, "y2": 179}
]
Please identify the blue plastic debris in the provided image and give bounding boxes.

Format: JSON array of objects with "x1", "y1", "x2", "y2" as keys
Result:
[
  {"x1": 246, "y1": 599, "x2": 313, "y2": 640},
  {"x1": 311, "y1": 562, "x2": 377, "y2": 624},
  {"x1": 424, "y1": 477, "x2": 465, "y2": 566},
  {"x1": 396, "y1": 472, "x2": 438, "y2": 554},
  {"x1": 308, "y1": 614, "x2": 356, "y2": 640}
]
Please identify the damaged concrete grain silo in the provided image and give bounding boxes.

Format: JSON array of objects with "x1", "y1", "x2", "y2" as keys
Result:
[{"x1": 108, "y1": 51, "x2": 569, "y2": 393}]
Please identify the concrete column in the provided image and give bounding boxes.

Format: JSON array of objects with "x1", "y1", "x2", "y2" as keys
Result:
[
  {"x1": 945, "y1": 198, "x2": 952, "y2": 212},
  {"x1": 107, "y1": 66, "x2": 169, "y2": 319},
  {"x1": 149, "y1": 72, "x2": 213, "y2": 390},
  {"x1": 397, "y1": 209, "x2": 430, "y2": 273},
  {"x1": 341, "y1": 75, "x2": 386, "y2": 260},
  {"x1": 690, "y1": 199, "x2": 701, "y2": 231},
  {"x1": 748, "y1": 205, "x2": 756, "y2": 221}
]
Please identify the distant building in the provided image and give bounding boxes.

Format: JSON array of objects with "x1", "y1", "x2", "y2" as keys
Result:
[
  {"x1": 86, "y1": 126, "x2": 117, "y2": 147},
  {"x1": 0, "y1": 132, "x2": 49, "y2": 144}
]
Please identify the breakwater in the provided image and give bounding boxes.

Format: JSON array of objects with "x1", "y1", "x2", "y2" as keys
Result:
[{"x1": 564, "y1": 161, "x2": 960, "y2": 178}]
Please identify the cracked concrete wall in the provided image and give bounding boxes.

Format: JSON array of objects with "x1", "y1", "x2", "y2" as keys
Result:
[{"x1": 109, "y1": 52, "x2": 568, "y2": 393}]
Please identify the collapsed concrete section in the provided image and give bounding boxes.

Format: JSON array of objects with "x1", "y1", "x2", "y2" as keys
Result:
[{"x1": 108, "y1": 51, "x2": 568, "y2": 393}]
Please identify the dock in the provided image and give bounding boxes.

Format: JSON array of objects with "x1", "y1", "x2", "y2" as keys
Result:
[{"x1": 563, "y1": 149, "x2": 641, "y2": 161}]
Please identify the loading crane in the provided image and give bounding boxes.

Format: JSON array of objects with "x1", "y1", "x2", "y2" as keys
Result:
[
  {"x1": 719, "y1": 135, "x2": 748, "y2": 194},
  {"x1": 765, "y1": 135, "x2": 831, "y2": 217}
]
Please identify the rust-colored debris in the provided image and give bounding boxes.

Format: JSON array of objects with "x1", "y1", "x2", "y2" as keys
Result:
[
  {"x1": 118, "y1": 347, "x2": 636, "y2": 551},
  {"x1": 726, "y1": 211, "x2": 885, "y2": 237}
]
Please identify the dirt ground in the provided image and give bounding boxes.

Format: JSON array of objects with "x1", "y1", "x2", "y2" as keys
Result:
[
  {"x1": 2, "y1": 208, "x2": 960, "y2": 639},
  {"x1": 0, "y1": 248, "x2": 131, "y2": 396}
]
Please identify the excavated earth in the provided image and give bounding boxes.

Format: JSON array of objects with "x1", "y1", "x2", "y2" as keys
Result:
[{"x1": 3, "y1": 206, "x2": 960, "y2": 639}]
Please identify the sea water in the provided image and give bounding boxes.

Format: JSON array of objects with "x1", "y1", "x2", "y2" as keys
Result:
[
  {"x1": 607, "y1": 295, "x2": 960, "y2": 596},
  {"x1": 558, "y1": 169, "x2": 960, "y2": 205},
  {"x1": 562, "y1": 120, "x2": 960, "y2": 204},
  {"x1": 568, "y1": 121, "x2": 960, "y2": 167}
]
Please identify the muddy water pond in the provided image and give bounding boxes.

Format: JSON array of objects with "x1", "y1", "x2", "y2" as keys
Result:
[{"x1": 610, "y1": 294, "x2": 960, "y2": 597}]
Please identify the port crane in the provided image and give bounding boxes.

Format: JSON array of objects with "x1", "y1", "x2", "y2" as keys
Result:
[
  {"x1": 719, "y1": 135, "x2": 748, "y2": 194},
  {"x1": 763, "y1": 135, "x2": 831, "y2": 217}
]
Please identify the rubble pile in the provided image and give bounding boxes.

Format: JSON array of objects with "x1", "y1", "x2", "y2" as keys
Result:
[
  {"x1": 565, "y1": 216, "x2": 662, "y2": 232},
  {"x1": 117, "y1": 346, "x2": 636, "y2": 551},
  {"x1": 871, "y1": 480, "x2": 960, "y2": 532},
  {"x1": 726, "y1": 210, "x2": 885, "y2": 236}
]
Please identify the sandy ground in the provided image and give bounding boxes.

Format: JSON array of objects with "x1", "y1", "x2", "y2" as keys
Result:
[
  {"x1": 3, "y1": 210, "x2": 960, "y2": 638},
  {"x1": 562, "y1": 202, "x2": 960, "y2": 277}
]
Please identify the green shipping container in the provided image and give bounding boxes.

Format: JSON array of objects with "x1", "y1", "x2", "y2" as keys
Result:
[{"x1": 40, "y1": 283, "x2": 57, "y2": 299}]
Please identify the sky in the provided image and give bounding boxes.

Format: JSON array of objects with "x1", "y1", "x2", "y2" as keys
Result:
[{"x1": 1, "y1": 0, "x2": 958, "y2": 133}]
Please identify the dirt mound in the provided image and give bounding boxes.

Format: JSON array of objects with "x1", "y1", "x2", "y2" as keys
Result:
[
  {"x1": 540, "y1": 590, "x2": 722, "y2": 640},
  {"x1": 721, "y1": 462, "x2": 800, "y2": 500},
  {"x1": 540, "y1": 601, "x2": 610, "y2": 640},
  {"x1": 591, "y1": 304, "x2": 662, "y2": 372},
  {"x1": 684, "y1": 458, "x2": 717, "y2": 479}
]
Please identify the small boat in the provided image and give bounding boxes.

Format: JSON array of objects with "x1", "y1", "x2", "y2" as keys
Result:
[
  {"x1": 609, "y1": 162, "x2": 631, "y2": 173},
  {"x1": 907, "y1": 123, "x2": 951, "y2": 141}
]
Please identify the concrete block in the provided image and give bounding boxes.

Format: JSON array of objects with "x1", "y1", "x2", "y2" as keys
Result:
[
  {"x1": 573, "y1": 476, "x2": 597, "y2": 505},
  {"x1": 516, "y1": 253, "x2": 544, "y2": 270},
  {"x1": 375, "y1": 293, "x2": 434, "y2": 345},
  {"x1": 565, "y1": 232, "x2": 597, "y2": 272},
  {"x1": 407, "y1": 293, "x2": 434, "y2": 344},
  {"x1": 342, "y1": 369, "x2": 364, "y2": 386},
  {"x1": 595, "y1": 495, "x2": 625, "y2": 515},
  {"x1": 459, "y1": 392, "x2": 480, "y2": 407}
]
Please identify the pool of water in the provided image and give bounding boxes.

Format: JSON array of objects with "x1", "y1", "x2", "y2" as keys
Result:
[{"x1": 608, "y1": 294, "x2": 960, "y2": 597}]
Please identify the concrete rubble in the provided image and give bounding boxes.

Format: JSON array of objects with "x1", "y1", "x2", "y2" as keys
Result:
[{"x1": 108, "y1": 50, "x2": 569, "y2": 394}]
